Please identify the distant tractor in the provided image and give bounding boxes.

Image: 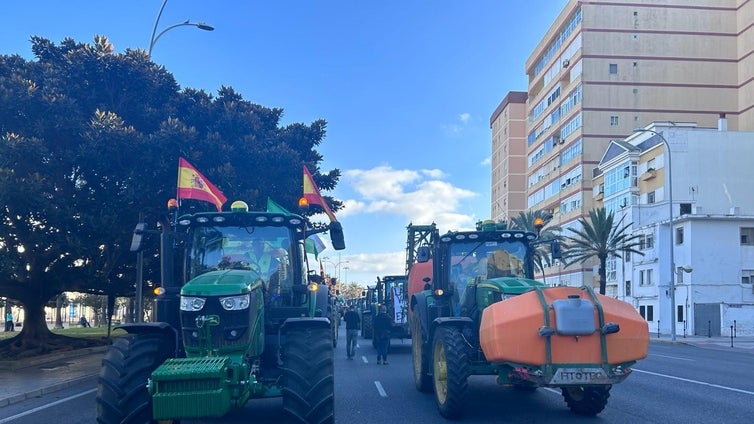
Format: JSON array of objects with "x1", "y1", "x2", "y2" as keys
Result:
[
  {"x1": 96, "y1": 200, "x2": 345, "y2": 423},
  {"x1": 374, "y1": 275, "x2": 411, "y2": 340},
  {"x1": 407, "y1": 220, "x2": 649, "y2": 418}
]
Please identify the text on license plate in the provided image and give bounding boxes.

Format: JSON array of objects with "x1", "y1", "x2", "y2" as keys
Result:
[{"x1": 549, "y1": 368, "x2": 607, "y2": 385}]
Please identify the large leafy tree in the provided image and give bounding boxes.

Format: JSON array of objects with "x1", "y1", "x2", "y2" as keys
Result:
[
  {"x1": 509, "y1": 210, "x2": 561, "y2": 276},
  {"x1": 561, "y1": 208, "x2": 643, "y2": 295},
  {"x1": 0, "y1": 36, "x2": 342, "y2": 352}
]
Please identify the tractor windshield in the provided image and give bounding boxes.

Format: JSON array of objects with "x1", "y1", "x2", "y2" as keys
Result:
[
  {"x1": 188, "y1": 225, "x2": 294, "y2": 284},
  {"x1": 447, "y1": 239, "x2": 530, "y2": 315}
]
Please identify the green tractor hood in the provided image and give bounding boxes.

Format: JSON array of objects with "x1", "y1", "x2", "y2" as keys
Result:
[{"x1": 181, "y1": 270, "x2": 260, "y2": 297}]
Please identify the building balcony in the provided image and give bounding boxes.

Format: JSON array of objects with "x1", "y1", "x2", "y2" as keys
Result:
[{"x1": 641, "y1": 169, "x2": 656, "y2": 181}]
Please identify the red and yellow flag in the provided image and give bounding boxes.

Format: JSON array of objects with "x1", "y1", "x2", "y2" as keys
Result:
[
  {"x1": 177, "y1": 157, "x2": 227, "y2": 212},
  {"x1": 303, "y1": 165, "x2": 337, "y2": 222}
]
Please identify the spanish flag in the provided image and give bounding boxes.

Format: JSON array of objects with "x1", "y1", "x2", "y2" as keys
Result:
[
  {"x1": 177, "y1": 157, "x2": 227, "y2": 212},
  {"x1": 302, "y1": 165, "x2": 337, "y2": 222}
]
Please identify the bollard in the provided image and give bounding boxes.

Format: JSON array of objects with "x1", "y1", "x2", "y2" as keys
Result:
[
  {"x1": 657, "y1": 320, "x2": 661, "y2": 338},
  {"x1": 708, "y1": 320, "x2": 711, "y2": 338},
  {"x1": 730, "y1": 326, "x2": 734, "y2": 348},
  {"x1": 734, "y1": 320, "x2": 736, "y2": 338},
  {"x1": 683, "y1": 320, "x2": 687, "y2": 338}
]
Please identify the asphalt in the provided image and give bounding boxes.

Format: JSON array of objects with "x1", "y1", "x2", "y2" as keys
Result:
[{"x1": 0, "y1": 335, "x2": 752, "y2": 408}]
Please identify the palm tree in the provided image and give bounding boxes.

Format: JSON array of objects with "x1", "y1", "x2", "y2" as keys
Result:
[
  {"x1": 562, "y1": 208, "x2": 644, "y2": 295},
  {"x1": 509, "y1": 210, "x2": 562, "y2": 277}
]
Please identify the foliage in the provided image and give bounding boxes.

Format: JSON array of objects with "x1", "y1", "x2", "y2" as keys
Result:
[
  {"x1": 561, "y1": 208, "x2": 644, "y2": 294},
  {"x1": 339, "y1": 282, "x2": 367, "y2": 301},
  {"x1": 0, "y1": 36, "x2": 343, "y2": 349},
  {"x1": 509, "y1": 210, "x2": 562, "y2": 275}
]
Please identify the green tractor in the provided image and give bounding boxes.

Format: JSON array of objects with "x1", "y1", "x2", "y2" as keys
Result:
[
  {"x1": 408, "y1": 220, "x2": 648, "y2": 418},
  {"x1": 96, "y1": 200, "x2": 345, "y2": 423}
]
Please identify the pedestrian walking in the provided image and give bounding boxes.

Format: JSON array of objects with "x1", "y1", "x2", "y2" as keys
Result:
[
  {"x1": 343, "y1": 305, "x2": 360, "y2": 359},
  {"x1": 374, "y1": 305, "x2": 392, "y2": 365},
  {"x1": 5, "y1": 310, "x2": 13, "y2": 332}
]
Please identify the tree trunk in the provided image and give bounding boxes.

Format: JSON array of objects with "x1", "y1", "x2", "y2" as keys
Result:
[
  {"x1": 54, "y1": 295, "x2": 65, "y2": 329},
  {"x1": 19, "y1": 301, "x2": 53, "y2": 347},
  {"x1": 598, "y1": 256, "x2": 607, "y2": 295}
]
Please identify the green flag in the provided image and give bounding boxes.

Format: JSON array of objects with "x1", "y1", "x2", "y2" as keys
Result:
[{"x1": 266, "y1": 197, "x2": 325, "y2": 258}]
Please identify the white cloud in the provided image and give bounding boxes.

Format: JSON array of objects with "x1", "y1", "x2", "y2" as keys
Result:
[
  {"x1": 459, "y1": 112, "x2": 470, "y2": 123},
  {"x1": 441, "y1": 112, "x2": 473, "y2": 136},
  {"x1": 341, "y1": 165, "x2": 478, "y2": 231}
]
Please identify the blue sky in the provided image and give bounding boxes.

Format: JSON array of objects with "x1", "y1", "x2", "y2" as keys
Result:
[{"x1": 4, "y1": 0, "x2": 567, "y2": 286}]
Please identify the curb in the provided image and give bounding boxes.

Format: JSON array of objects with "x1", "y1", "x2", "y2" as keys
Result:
[{"x1": 0, "y1": 374, "x2": 99, "y2": 408}]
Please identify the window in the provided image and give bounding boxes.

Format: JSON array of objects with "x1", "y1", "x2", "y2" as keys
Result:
[
  {"x1": 741, "y1": 228, "x2": 754, "y2": 245},
  {"x1": 677, "y1": 305, "x2": 684, "y2": 323},
  {"x1": 680, "y1": 203, "x2": 691, "y2": 215},
  {"x1": 742, "y1": 270, "x2": 754, "y2": 284},
  {"x1": 645, "y1": 234, "x2": 654, "y2": 249},
  {"x1": 625, "y1": 280, "x2": 631, "y2": 296},
  {"x1": 647, "y1": 191, "x2": 655, "y2": 204},
  {"x1": 609, "y1": 63, "x2": 618, "y2": 74},
  {"x1": 610, "y1": 116, "x2": 619, "y2": 126},
  {"x1": 640, "y1": 305, "x2": 654, "y2": 321},
  {"x1": 676, "y1": 227, "x2": 684, "y2": 245},
  {"x1": 640, "y1": 269, "x2": 653, "y2": 286}
]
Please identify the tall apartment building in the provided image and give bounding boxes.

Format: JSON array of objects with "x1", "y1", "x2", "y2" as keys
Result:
[{"x1": 492, "y1": 0, "x2": 754, "y2": 286}]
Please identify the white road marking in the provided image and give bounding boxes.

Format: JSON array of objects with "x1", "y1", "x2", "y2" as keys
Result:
[
  {"x1": 650, "y1": 353, "x2": 694, "y2": 361},
  {"x1": 0, "y1": 388, "x2": 96, "y2": 424},
  {"x1": 361, "y1": 355, "x2": 368, "y2": 363},
  {"x1": 374, "y1": 381, "x2": 388, "y2": 397},
  {"x1": 633, "y1": 369, "x2": 754, "y2": 396}
]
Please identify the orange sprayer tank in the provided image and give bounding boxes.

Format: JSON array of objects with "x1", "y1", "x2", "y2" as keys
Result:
[
  {"x1": 407, "y1": 260, "x2": 433, "y2": 319},
  {"x1": 479, "y1": 286, "x2": 649, "y2": 366}
]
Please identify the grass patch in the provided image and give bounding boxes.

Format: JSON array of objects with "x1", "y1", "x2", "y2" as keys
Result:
[{"x1": 0, "y1": 325, "x2": 127, "y2": 341}]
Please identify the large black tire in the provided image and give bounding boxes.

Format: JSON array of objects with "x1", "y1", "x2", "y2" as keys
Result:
[
  {"x1": 282, "y1": 326, "x2": 334, "y2": 424},
  {"x1": 361, "y1": 313, "x2": 373, "y2": 339},
  {"x1": 411, "y1": 315, "x2": 431, "y2": 392},
  {"x1": 96, "y1": 333, "x2": 175, "y2": 424},
  {"x1": 561, "y1": 385, "x2": 611, "y2": 416},
  {"x1": 432, "y1": 326, "x2": 469, "y2": 419},
  {"x1": 332, "y1": 318, "x2": 338, "y2": 348}
]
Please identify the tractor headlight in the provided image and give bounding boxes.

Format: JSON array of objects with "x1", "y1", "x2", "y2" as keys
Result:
[
  {"x1": 220, "y1": 294, "x2": 250, "y2": 311},
  {"x1": 180, "y1": 296, "x2": 206, "y2": 311}
]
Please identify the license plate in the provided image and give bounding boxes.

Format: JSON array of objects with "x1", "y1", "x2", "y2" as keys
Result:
[{"x1": 549, "y1": 367, "x2": 608, "y2": 385}]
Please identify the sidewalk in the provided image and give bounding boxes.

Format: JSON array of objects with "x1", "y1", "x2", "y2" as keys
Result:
[
  {"x1": 0, "y1": 335, "x2": 752, "y2": 409},
  {"x1": 0, "y1": 346, "x2": 107, "y2": 407},
  {"x1": 651, "y1": 332, "x2": 754, "y2": 351}
]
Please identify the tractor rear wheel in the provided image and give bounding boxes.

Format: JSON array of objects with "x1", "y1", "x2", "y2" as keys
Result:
[
  {"x1": 561, "y1": 385, "x2": 611, "y2": 416},
  {"x1": 432, "y1": 326, "x2": 469, "y2": 419},
  {"x1": 361, "y1": 313, "x2": 373, "y2": 339},
  {"x1": 96, "y1": 333, "x2": 174, "y2": 424},
  {"x1": 411, "y1": 315, "x2": 431, "y2": 392},
  {"x1": 282, "y1": 326, "x2": 334, "y2": 424}
]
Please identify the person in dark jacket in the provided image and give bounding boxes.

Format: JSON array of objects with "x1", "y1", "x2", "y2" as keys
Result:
[
  {"x1": 343, "y1": 305, "x2": 361, "y2": 359},
  {"x1": 373, "y1": 305, "x2": 393, "y2": 364}
]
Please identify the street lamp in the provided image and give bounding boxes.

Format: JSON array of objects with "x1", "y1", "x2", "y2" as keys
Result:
[
  {"x1": 148, "y1": 0, "x2": 214, "y2": 57},
  {"x1": 634, "y1": 127, "x2": 676, "y2": 340}
]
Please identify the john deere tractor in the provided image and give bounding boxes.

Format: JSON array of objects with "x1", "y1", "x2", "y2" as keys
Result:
[
  {"x1": 408, "y1": 220, "x2": 648, "y2": 418},
  {"x1": 96, "y1": 200, "x2": 345, "y2": 423}
]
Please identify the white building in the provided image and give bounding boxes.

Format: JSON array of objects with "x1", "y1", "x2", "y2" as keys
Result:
[{"x1": 593, "y1": 121, "x2": 754, "y2": 337}]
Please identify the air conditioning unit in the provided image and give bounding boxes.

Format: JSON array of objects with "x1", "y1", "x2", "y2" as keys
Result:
[{"x1": 562, "y1": 59, "x2": 570, "y2": 68}]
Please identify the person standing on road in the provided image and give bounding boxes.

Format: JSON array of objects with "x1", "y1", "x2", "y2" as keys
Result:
[
  {"x1": 374, "y1": 305, "x2": 393, "y2": 365},
  {"x1": 344, "y1": 305, "x2": 361, "y2": 359}
]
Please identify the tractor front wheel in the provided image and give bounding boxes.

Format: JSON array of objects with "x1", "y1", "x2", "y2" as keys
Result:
[
  {"x1": 361, "y1": 313, "x2": 373, "y2": 339},
  {"x1": 432, "y1": 326, "x2": 469, "y2": 419},
  {"x1": 282, "y1": 326, "x2": 335, "y2": 424},
  {"x1": 411, "y1": 315, "x2": 431, "y2": 392},
  {"x1": 561, "y1": 385, "x2": 611, "y2": 416},
  {"x1": 96, "y1": 333, "x2": 174, "y2": 424}
]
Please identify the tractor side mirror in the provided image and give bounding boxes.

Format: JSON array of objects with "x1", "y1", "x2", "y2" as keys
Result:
[{"x1": 329, "y1": 221, "x2": 346, "y2": 250}]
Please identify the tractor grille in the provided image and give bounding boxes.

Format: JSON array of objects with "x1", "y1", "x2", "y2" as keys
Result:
[{"x1": 180, "y1": 297, "x2": 256, "y2": 351}]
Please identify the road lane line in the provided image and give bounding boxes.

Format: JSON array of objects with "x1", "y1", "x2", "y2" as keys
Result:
[
  {"x1": 361, "y1": 356, "x2": 368, "y2": 363},
  {"x1": 650, "y1": 354, "x2": 694, "y2": 361},
  {"x1": 0, "y1": 388, "x2": 96, "y2": 424},
  {"x1": 633, "y1": 369, "x2": 754, "y2": 396},
  {"x1": 374, "y1": 381, "x2": 388, "y2": 397}
]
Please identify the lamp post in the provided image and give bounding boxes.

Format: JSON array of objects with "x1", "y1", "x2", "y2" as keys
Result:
[
  {"x1": 634, "y1": 127, "x2": 676, "y2": 340},
  {"x1": 148, "y1": 0, "x2": 214, "y2": 57}
]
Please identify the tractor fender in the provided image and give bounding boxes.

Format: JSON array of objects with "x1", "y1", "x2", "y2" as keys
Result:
[
  {"x1": 281, "y1": 317, "x2": 331, "y2": 333},
  {"x1": 410, "y1": 292, "x2": 431, "y2": 343},
  {"x1": 430, "y1": 317, "x2": 473, "y2": 341},
  {"x1": 115, "y1": 322, "x2": 180, "y2": 357}
]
